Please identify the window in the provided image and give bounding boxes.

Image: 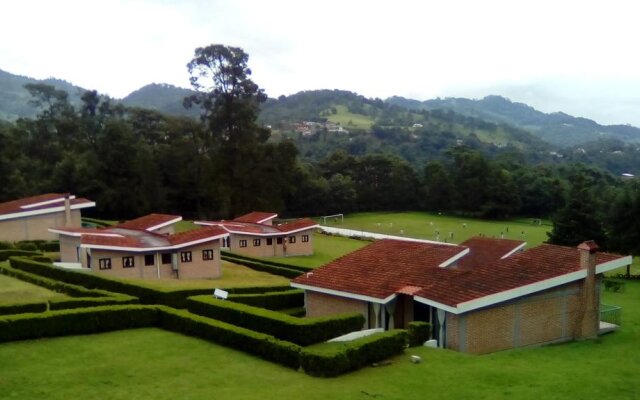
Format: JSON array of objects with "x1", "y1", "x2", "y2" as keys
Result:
[
  {"x1": 253, "y1": 238, "x2": 261, "y2": 247},
  {"x1": 144, "y1": 254, "x2": 155, "y2": 266},
  {"x1": 122, "y1": 256, "x2": 135, "y2": 268},
  {"x1": 161, "y1": 253, "x2": 172, "y2": 264},
  {"x1": 98, "y1": 258, "x2": 111, "y2": 270},
  {"x1": 288, "y1": 236, "x2": 297, "y2": 244},
  {"x1": 302, "y1": 234, "x2": 309, "y2": 243},
  {"x1": 239, "y1": 239, "x2": 248, "y2": 248},
  {"x1": 180, "y1": 251, "x2": 192, "y2": 263},
  {"x1": 202, "y1": 249, "x2": 214, "y2": 261},
  {"x1": 276, "y1": 237, "x2": 283, "y2": 245},
  {"x1": 266, "y1": 238, "x2": 273, "y2": 246}
]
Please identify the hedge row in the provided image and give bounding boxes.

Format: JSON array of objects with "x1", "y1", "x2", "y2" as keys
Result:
[
  {"x1": 221, "y1": 251, "x2": 313, "y2": 273},
  {"x1": 222, "y1": 254, "x2": 304, "y2": 278},
  {"x1": 187, "y1": 295, "x2": 364, "y2": 346},
  {"x1": 300, "y1": 330, "x2": 408, "y2": 377},
  {"x1": 407, "y1": 321, "x2": 432, "y2": 347},
  {"x1": 228, "y1": 290, "x2": 304, "y2": 310},
  {"x1": 0, "y1": 241, "x2": 60, "y2": 252},
  {"x1": 0, "y1": 301, "x2": 47, "y2": 315},
  {"x1": 0, "y1": 249, "x2": 43, "y2": 261},
  {"x1": 8, "y1": 257, "x2": 293, "y2": 309},
  {"x1": 0, "y1": 305, "x2": 159, "y2": 342},
  {"x1": 157, "y1": 307, "x2": 302, "y2": 369}
]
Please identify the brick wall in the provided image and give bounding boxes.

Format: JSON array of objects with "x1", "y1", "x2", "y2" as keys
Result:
[
  {"x1": 305, "y1": 291, "x2": 367, "y2": 326},
  {"x1": 228, "y1": 229, "x2": 314, "y2": 258},
  {"x1": 0, "y1": 210, "x2": 82, "y2": 242}
]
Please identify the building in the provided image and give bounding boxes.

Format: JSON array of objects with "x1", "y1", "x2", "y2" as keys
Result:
[
  {"x1": 0, "y1": 193, "x2": 95, "y2": 242},
  {"x1": 50, "y1": 214, "x2": 227, "y2": 280},
  {"x1": 195, "y1": 212, "x2": 319, "y2": 258},
  {"x1": 291, "y1": 238, "x2": 630, "y2": 354}
]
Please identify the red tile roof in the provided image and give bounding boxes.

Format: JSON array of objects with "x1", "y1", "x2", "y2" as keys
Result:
[
  {"x1": 196, "y1": 218, "x2": 318, "y2": 236},
  {"x1": 0, "y1": 193, "x2": 94, "y2": 219},
  {"x1": 292, "y1": 240, "x2": 467, "y2": 300},
  {"x1": 455, "y1": 237, "x2": 525, "y2": 271},
  {"x1": 233, "y1": 212, "x2": 278, "y2": 224},
  {"x1": 417, "y1": 244, "x2": 623, "y2": 307},
  {"x1": 114, "y1": 213, "x2": 182, "y2": 231},
  {"x1": 275, "y1": 218, "x2": 319, "y2": 233},
  {"x1": 168, "y1": 226, "x2": 227, "y2": 245}
]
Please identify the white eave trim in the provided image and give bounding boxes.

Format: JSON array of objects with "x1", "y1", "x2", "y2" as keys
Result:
[
  {"x1": 596, "y1": 256, "x2": 632, "y2": 274},
  {"x1": 194, "y1": 221, "x2": 318, "y2": 237},
  {"x1": 48, "y1": 228, "x2": 123, "y2": 238},
  {"x1": 20, "y1": 195, "x2": 76, "y2": 209},
  {"x1": 413, "y1": 295, "x2": 459, "y2": 314},
  {"x1": 500, "y1": 242, "x2": 527, "y2": 259},
  {"x1": 291, "y1": 282, "x2": 396, "y2": 304},
  {"x1": 80, "y1": 233, "x2": 228, "y2": 253},
  {"x1": 256, "y1": 214, "x2": 278, "y2": 224},
  {"x1": 0, "y1": 202, "x2": 96, "y2": 222},
  {"x1": 439, "y1": 248, "x2": 470, "y2": 268},
  {"x1": 146, "y1": 216, "x2": 183, "y2": 232}
]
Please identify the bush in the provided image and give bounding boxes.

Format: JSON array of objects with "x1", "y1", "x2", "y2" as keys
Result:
[
  {"x1": 187, "y1": 295, "x2": 365, "y2": 346},
  {"x1": 15, "y1": 242, "x2": 38, "y2": 251},
  {"x1": 229, "y1": 290, "x2": 304, "y2": 310},
  {"x1": 0, "y1": 301, "x2": 47, "y2": 316},
  {"x1": 221, "y1": 251, "x2": 313, "y2": 273},
  {"x1": 407, "y1": 321, "x2": 432, "y2": 347},
  {"x1": 0, "y1": 241, "x2": 13, "y2": 250},
  {"x1": 38, "y1": 241, "x2": 60, "y2": 252},
  {"x1": 158, "y1": 307, "x2": 302, "y2": 369},
  {"x1": 29, "y1": 256, "x2": 53, "y2": 263},
  {"x1": 0, "y1": 305, "x2": 159, "y2": 342},
  {"x1": 0, "y1": 250, "x2": 42, "y2": 261},
  {"x1": 300, "y1": 330, "x2": 408, "y2": 377},
  {"x1": 222, "y1": 255, "x2": 304, "y2": 278}
]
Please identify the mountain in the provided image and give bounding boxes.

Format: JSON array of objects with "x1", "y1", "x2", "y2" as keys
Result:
[
  {"x1": 121, "y1": 83, "x2": 198, "y2": 118},
  {"x1": 387, "y1": 95, "x2": 640, "y2": 147},
  {"x1": 0, "y1": 69, "x2": 86, "y2": 120}
]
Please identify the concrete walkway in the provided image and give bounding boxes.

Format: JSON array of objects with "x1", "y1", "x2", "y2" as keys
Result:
[{"x1": 318, "y1": 226, "x2": 457, "y2": 246}]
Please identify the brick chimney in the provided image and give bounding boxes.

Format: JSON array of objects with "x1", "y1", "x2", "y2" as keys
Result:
[
  {"x1": 576, "y1": 240, "x2": 599, "y2": 339},
  {"x1": 64, "y1": 194, "x2": 72, "y2": 227}
]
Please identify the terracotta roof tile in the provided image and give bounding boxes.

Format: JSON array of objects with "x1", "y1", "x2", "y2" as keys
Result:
[
  {"x1": 0, "y1": 193, "x2": 94, "y2": 217},
  {"x1": 233, "y1": 212, "x2": 278, "y2": 224},
  {"x1": 275, "y1": 218, "x2": 319, "y2": 233},
  {"x1": 168, "y1": 226, "x2": 227, "y2": 245},
  {"x1": 114, "y1": 213, "x2": 182, "y2": 231},
  {"x1": 455, "y1": 237, "x2": 525, "y2": 271}
]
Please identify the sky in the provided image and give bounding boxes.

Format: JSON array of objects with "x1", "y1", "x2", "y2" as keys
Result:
[{"x1": 2, "y1": 0, "x2": 640, "y2": 126}]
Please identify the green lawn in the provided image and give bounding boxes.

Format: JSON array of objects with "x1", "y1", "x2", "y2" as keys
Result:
[
  {"x1": 0, "y1": 268, "x2": 68, "y2": 304},
  {"x1": 266, "y1": 232, "x2": 370, "y2": 268},
  {"x1": 0, "y1": 281, "x2": 637, "y2": 399},
  {"x1": 321, "y1": 211, "x2": 551, "y2": 247},
  {"x1": 326, "y1": 105, "x2": 375, "y2": 130},
  {"x1": 120, "y1": 261, "x2": 290, "y2": 290}
]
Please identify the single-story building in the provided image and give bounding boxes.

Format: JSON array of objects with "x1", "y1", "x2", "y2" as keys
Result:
[
  {"x1": 195, "y1": 211, "x2": 319, "y2": 258},
  {"x1": 50, "y1": 214, "x2": 227, "y2": 280},
  {"x1": 291, "y1": 237, "x2": 630, "y2": 354},
  {"x1": 0, "y1": 193, "x2": 95, "y2": 242}
]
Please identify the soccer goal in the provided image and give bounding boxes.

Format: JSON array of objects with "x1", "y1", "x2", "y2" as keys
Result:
[{"x1": 322, "y1": 213, "x2": 344, "y2": 225}]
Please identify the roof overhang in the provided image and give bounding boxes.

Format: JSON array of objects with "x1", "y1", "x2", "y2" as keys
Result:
[
  {"x1": 291, "y1": 282, "x2": 396, "y2": 304},
  {"x1": 0, "y1": 202, "x2": 96, "y2": 222},
  {"x1": 80, "y1": 232, "x2": 228, "y2": 253},
  {"x1": 500, "y1": 242, "x2": 527, "y2": 259},
  {"x1": 439, "y1": 248, "x2": 470, "y2": 268},
  {"x1": 48, "y1": 228, "x2": 122, "y2": 238},
  {"x1": 20, "y1": 195, "x2": 75, "y2": 209},
  {"x1": 195, "y1": 221, "x2": 317, "y2": 237},
  {"x1": 146, "y1": 216, "x2": 183, "y2": 231}
]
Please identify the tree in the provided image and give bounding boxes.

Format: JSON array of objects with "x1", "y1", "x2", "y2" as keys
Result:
[
  {"x1": 547, "y1": 172, "x2": 607, "y2": 247},
  {"x1": 607, "y1": 183, "x2": 640, "y2": 275}
]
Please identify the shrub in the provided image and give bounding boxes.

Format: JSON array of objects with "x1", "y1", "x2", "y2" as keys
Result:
[
  {"x1": 38, "y1": 241, "x2": 60, "y2": 252},
  {"x1": 300, "y1": 330, "x2": 408, "y2": 377},
  {"x1": 221, "y1": 251, "x2": 313, "y2": 273},
  {"x1": 0, "y1": 250, "x2": 42, "y2": 261},
  {"x1": 0, "y1": 305, "x2": 159, "y2": 342},
  {"x1": 407, "y1": 321, "x2": 432, "y2": 347},
  {"x1": 0, "y1": 301, "x2": 47, "y2": 316},
  {"x1": 0, "y1": 241, "x2": 13, "y2": 250},
  {"x1": 158, "y1": 307, "x2": 302, "y2": 369},
  {"x1": 222, "y1": 255, "x2": 303, "y2": 278},
  {"x1": 187, "y1": 295, "x2": 365, "y2": 346},
  {"x1": 15, "y1": 242, "x2": 38, "y2": 251},
  {"x1": 29, "y1": 256, "x2": 53, "y2": 263},
  {"x1": 229, "y1": 290, "x2": 304, "y2": 310}
]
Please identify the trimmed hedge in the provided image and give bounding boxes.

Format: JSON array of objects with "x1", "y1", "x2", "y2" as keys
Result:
[
  {"x1": 158, "y1": 307, "x2": 302, "y2": 369},
  {"x1": 300, "y1": 330, "x2": 408, "y2": 377},
  {"x1": 223, "y1": 254, "x2": 304, "y2": 278},
  {"x1": 187, "y1": 295, "x2": 365, "y2": 346},
  {"x1": 221, "y1": 251, "x2": 313, "y2": 273},
  {"x1": 0, "y1": 249, "x2": 43, "y2": 261},
  {"x1": 0, "y1": 305, "x2": 159, "y2": 342},
  {"x1": 0, "y1": 301, "x2": 47, "y2": 316},
  {"x1": 407, "y1": 321, "x2": 432, "y2": 347},
  {"x1": 8, "y1": 257, "x2": 291, "y2": 309},
  {"x1": 38, "y1": 241, "x2": 60, "y2": 252},
  {"x1": 228, "y1": 290, "x2": 304, "y2": 310}
]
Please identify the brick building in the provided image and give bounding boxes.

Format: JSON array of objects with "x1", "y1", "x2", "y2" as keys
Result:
[
  {"x1": 291, "y1": 238, "x2": 630, "y2": 354},
  {"x1": 50, "y1": 214, "x2": 227, "y2": 280},
  {"x1": 0, "y1": 193, "x2": 95, "y2": 242},
  {"x1": 195, "y1": 212, "x2": 318, "y2": 258}
]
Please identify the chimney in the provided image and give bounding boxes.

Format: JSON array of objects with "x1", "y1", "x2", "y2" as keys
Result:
[
  {"x1": 576, "y1": 240, "x2": 599, "y2": 339},
  {"x1": 64, "y1": 193, "x2": 72, "y2": 227}
]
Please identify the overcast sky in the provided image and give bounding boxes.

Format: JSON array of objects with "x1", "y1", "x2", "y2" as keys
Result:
[{"x1": 2, "y1": 0, "x2": 640, "y2": 126}]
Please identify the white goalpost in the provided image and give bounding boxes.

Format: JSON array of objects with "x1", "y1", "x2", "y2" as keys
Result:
[{"x1": 322, "y1": 213, "x2": 344, "y2": 225}]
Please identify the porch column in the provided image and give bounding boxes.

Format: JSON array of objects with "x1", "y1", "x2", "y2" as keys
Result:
[
  {"x1": 437, "y1": 309, "x2": 446, "y2": 348},
  {"x1": 385, "y1": 300, "x2": 397, "y2": 330},
  {"x1": 372, "y1": 303, "x2": 381, "y2": 328}
]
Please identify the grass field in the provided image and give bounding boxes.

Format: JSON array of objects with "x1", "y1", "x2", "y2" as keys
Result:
[
  {"x1": 0, "y1": 280, "x2": 637, "y2": 400},
  {"x1": 0, "y1": 267, "x2": 68, "y2": 304},
  {"x1": 120, "y1": 261, "x2": 289, "y2": 290},
  {"x1": 326, "y1": 105, "x2": 375, "y2": 130},
  {"x1": 321, "y1": 211, "x2": 552, "y2": 247},
  {"x1": 267, "y1": 233, "x2": 369, "y2": 268}
]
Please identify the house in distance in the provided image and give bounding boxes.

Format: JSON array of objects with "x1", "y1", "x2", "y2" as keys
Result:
[
  {"x1": 0, "y1": 193, "x2": 95, "y2": 242},
  {"x1": 50, "y1": 214, "x2": 228, "y2": 280},
  {"x1": 195, "y1": 211, "x2": 319, "y2": 258}
]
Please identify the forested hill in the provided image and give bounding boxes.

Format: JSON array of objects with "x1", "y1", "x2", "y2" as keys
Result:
[
  {"x1": 121, "y1": 83, "x2": 199, "y2": 118},
  {"x1": 387, "y1": 95, "x2": 640, "y2": 147}
]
